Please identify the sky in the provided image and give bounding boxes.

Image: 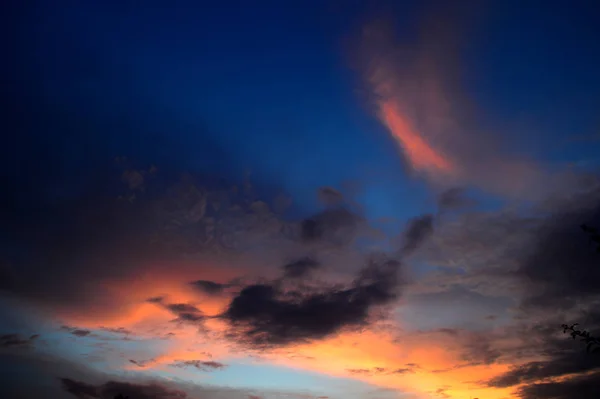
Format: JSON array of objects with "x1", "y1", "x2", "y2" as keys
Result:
[{"x1": 1, "y1": 1, "x2": 600, "y2": 399}]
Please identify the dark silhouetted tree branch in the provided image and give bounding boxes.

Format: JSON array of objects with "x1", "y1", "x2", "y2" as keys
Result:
[
  {"x1": 561, "y1": 225, "x2": 600, "y2": 353},
  {"x1": 562, "y1": 323, "x2": 600, "y2": 354}
]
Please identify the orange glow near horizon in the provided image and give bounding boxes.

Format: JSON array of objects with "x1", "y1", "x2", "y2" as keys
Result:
[
  {"x1": 47, "y1": 256, "x2": 518, "y2": 399},
  {"x1": 56, "y1": 282, "x2": 518, "y2": 399},
  {"x1": 56, "y1": 260, "x2": 241, "y2": 329}
]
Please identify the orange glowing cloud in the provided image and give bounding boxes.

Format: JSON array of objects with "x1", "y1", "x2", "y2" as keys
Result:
[
  {"x1": 239, "y1": 328, "x2": 515, "y2": 399},
  {"x1": 56, "y1": 259, "x2": 240, "y2": 331},
  {"x1": 54, "y1": 271, "x2": 519, "y2": 399},
  {"x1": 357, "y1": 16, "x2": 461, "y2": 183},
  {"x1": 45, "y1": 231, "x2": 520, "y2": 399},
  {"x1": 355, "y1": 11, "x2": 565, "y2": 199},
  {"x1": 378, "y1": 99, "x2": 454, "y2": 175}
]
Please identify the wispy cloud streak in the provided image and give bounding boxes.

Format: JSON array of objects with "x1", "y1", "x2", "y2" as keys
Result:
[{"x1": 355, "y1": 7, "x2": 568, "y2": 200}]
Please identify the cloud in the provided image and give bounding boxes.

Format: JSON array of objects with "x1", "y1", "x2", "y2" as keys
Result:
[
  {"x1": 61, "y1": 378, "x2": 100, "y2": 398},
  {"x1": 300, "y1": 207, "x2": 363, "y2": 246},
  {"x1": 419, "y1": 186, "x2": 600, "y2": 397},
  {"x1": 516, "y1": 196, "x2": 600, "y2": 310},
  {"x1": 421, "y1": 184, "x2": 600, "y2": 292},
  {"x1": 2, "y1": 182, "x2": 166, "y2": 314},
  {"x1": 432, "y1": 386, "x2": 451, "y2": 399},
  {"x1": 144, "y1": 296, "x2": 207, "y2": 324},
  {"x1": 164, "y1": 303, "x2": 205, "y2": 324},
  {"x1": 425, "y1": 185, "x2": 600, "y2": 309},
  {"x1": 516, "y1": 371, "x2": 600, "y2": 399},
  {"x1": 390, "y1": 367, "x2": 416, "y2": 375},
  {"x1": 317, "y1": 187, "x2": 344, "y2": 206},
  {"x1": 0, "y1": 333, "x2": 39, "y2": 348},
  {"x1": 347, "y1": 368, "x2": 382, "y2": 375},
  {"x1": 223, "y1": 256, "x2": 402, "y2": 347},
  {"x1": 171, "y1": 360, "x2": 227, "y2": 371},
  {"x1": 71, "y1": 330, "x2": 92, "y2": 337},
  {"x1": 0, "y1": 167, "x2": 287, "y2": 320},
  {"x1": 62, "y1": 326, "x2": 93, "y2": 337},
  {"x1": 60, "y1": 378, "x2": 188, "y2": 399},
  {"x1": 400, "y1": 214, "x2": 434, "y2": 256},
  {"x1": 459, "y1": 332, "x2": 502, "y2": 367},
  {"x1": 221, "y1": 210, "x2": 437, "y2": 347},
  {"x1": 189, "y1": 280, "x2": 229, "y2": 296},
  {"x1": 436, "y1": 187, "x2": 474, "y2": 211},
  {"x1": 346, "y1": 365, "x2": 417, "y2": 376},
  {"x1": 282, "y1": 257, "x2": 320, "y2": 279},
  {"x1": 1, "y1": 348, "x2": 311, "y2": 399},
  {"x1": 355, "y1": 7, "x2": 576, "y2": 200},
  {"x1": 488, "y1": 352, "x2": 600, "y2": 389},
  {"x1": 100, "y1": 327, "x2": 133, "y2": 335},
  {"x1": 2, "y1": 162, "x2": 389, "y2": 342},
  {"x1": 129, "y1": 359, "x2": 156, "y2": 368},
  {"x1": 483, "y1": 309, "x2": 600, "y2": 393}
]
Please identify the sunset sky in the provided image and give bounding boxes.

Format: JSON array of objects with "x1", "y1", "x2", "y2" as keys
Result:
[{"x1": 2, "y1": 1, "x2": 600, "y2": 399}]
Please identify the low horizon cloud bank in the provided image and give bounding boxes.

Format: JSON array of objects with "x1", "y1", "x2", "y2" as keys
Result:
[{"x1": 2, "y1": 160, "x2": 599, "y2": 399}]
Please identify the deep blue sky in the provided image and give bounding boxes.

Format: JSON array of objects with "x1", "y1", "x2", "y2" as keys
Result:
[
  {"x1": 2, "y1": 0, "x2": 599, "y2": 220},
  {"x1": 2, "y1": 2, "x2": 600, "y2": 399}
]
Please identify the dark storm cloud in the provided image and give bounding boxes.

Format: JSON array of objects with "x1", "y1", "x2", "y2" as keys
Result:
[
  {"x1": 516, "y1": 371, "x2": 600, "y2": 399},
  {"x1": 425, "y1": 186, "x2": 600, "y2": 303},
  {"x1": 486, "y1": 327, "x2": 600, "y2": 389},
  {"x1": 282, "y1": 257, "x2": 320, "y2": 279},
  {"x1": 171, "y1": 360, "x2": 227, "y2": 371},
  {"x1": 0, "y1": 333, "x2": 39, "y2": 348},
  {"x1": 516, "y1": 198, "x2": 600, "y2": 310},
  {"x1": 1, "y1": 180, "x2": 165, "y2": 313},
  {"x1": 221, "y1": 210, "x2": 437, "y2": 347},
  {"x1": 476, "y1": 190, "x2": 600, "y2": 397},
  {"x1": 190, "y1": 280, "x2": 229, "y2": 295},
  {"x1": 222, "y1": 256, "x2": 402, "y2": 347},
  {"x1": 488, "y1": 356, "x2": 600, "y2": 389},
  {"x1": 60, "y1": 378, "x2": 187, "y2": 399},
  {"x1": 420, "y1": 185, "x2": 600, "y2": 398},
  {"x1": 480, "y1": 318, "x2": 600, "y2": 399},
  {"x1": 300, "y1": 207, "x2": 362, "y2": 245},
  {"x1": 400, "y1": 214, "x2": 434, "y2": 256}
]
